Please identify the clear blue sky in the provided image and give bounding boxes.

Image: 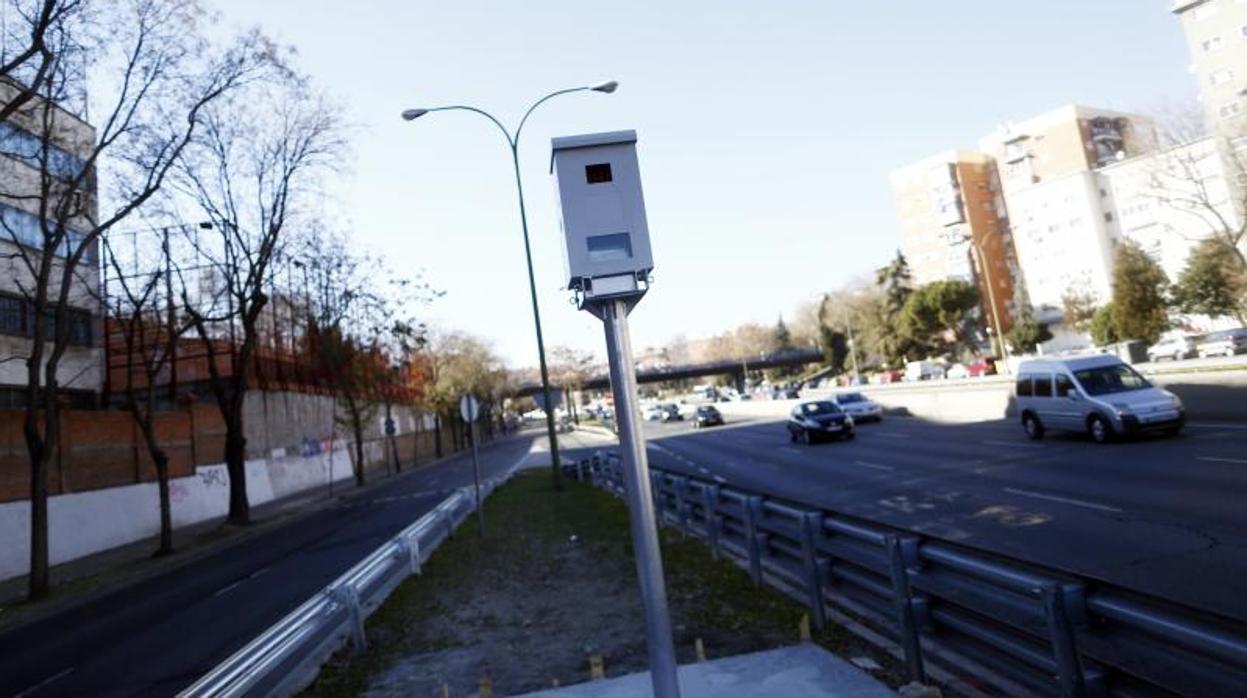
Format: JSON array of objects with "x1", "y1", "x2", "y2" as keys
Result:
[{"x1": 207, "y1": 0, "x2": 1194, "y2": 366}]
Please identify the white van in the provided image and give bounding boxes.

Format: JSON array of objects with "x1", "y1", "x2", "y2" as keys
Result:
[
  {"x1": 904, "y1": 361, "x2": 944, "y2": 382},
  {"x1": 1015, "y1": 355, "x2": 1184, "y2": 443}
]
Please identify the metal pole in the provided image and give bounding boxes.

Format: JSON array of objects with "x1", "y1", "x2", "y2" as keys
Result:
[
  {"x1": 469, "y1": 417, "x2": 484, "y2": 536},
  {"x1": 844, "y1": 306, "x2": 860, "y2": 383},
  {"x1": 601, "y1": 298, "x2": 681, "y2": 698},
  {"x1": 973, "y1": 241, "x2": 1011, "y2": 373},
  {"x1": 509, "y1": 142, "x2": 563, "y2": 489}
]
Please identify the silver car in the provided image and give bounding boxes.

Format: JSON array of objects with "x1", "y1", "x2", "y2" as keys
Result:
[
  {"x1": 1015, "y1": 355, "x2": 1184, "y2": 443},
  {"x1": 830, "y1": 391, "x2": 883, "y2": 422}
]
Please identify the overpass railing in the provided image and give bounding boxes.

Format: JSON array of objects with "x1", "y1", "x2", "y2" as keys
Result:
[
  {"x1": 577, "y1": 452, "x2": 1247, "y2": 697},
  {"x1": 178, "y1": 471, "x2": 516, "y2": 698}
]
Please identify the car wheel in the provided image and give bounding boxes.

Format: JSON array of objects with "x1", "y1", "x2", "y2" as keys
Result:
[
  {"x1": 1174, "y1": 351, "x2": 1182, "y2": 362},
  {"x1": 1023, "y1": 413, "x2": 1044, "y2": 440},
  {"x1": 789, "y1": 428, "x2": 797, "y2": 443},
  {"x1": 1088, "y1": 415, "x2": 1112, "y2": 444},
  {"x1": 845, "y1": 430, "x2": 856, "y2": 441},
  {"x1": 1164, "y1": 425, "x2": 1183, "y2": 438}
]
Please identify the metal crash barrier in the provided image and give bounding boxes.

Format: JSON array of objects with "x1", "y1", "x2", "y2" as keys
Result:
[
  {"x1": 179, "y1": 472, "x2": 515, "y2": 698},
  {"x1": 575, "y1": 452, "x2": 1247, "y2": 697}
]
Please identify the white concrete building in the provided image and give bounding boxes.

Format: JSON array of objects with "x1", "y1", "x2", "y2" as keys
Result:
[
  {"x1": 1173, "y1": 0, "x2": 1247, "y2": 128},
  {"x1": 1003, "y1": 170, "x2": 1119, "y2": 311},
  {"x1": 0, "y1": 80, "x2": 101, "y2": 404},
  {"x1": 1099, "y1": 136, "x2": 1239, "y2": 281}
]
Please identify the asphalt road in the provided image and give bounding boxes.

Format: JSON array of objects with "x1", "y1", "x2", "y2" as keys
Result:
[
  {"x1": 0, "y1": 435, "x2": 536, "y2": 698},
  {"x1": 564, "y1": 414, "x2": 1247, "y2": 623}
]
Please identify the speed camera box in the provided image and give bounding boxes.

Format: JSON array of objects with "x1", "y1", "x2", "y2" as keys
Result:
[{"x1": 550, "y1": 130, "x2": 653, "y2": 300}]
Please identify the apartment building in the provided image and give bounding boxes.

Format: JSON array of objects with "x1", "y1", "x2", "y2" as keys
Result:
[
  {"x1": 0, "y1": 80, "x2": 101, "y2": 404},
  {"x1": 1173, "y1": 0, "x2": 1247, "y2": 127},
  {"x1": 978, "y1": 105, "x2": 1154, "y2": 314},
  {"x1": 890, "y1": 151, "x2": 1016, "y2": 334}
]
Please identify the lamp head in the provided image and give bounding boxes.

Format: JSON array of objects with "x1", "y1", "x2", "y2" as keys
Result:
[
  {"x1": 401, "y1": 108, "x2": 429, "y2": 121},
  {"x1": 589, "y1": 80, "x2": 619, "y2": 94}
]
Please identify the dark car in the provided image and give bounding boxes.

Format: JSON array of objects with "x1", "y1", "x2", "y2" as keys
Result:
[
  {"x1": 659, "y1": 404, "x2": 683, "y2": 422},
  {"x1": 692, "y1": 405, "x2": 724, "y2": 428},
  {"x1": 771, "y1": 386, "x2": 800, "y2": 400},
  {"x1": 787, "y1": 400, "x2": 855, "y2": 444}
]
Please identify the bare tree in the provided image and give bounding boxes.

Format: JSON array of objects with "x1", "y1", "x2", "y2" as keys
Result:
[
  {"x1": 173, "y1": 76, "x2": 345, "y2": 524},
  {"x1": 0, "y1": 0, "x2": 84, "y2": 123},
  {"x1": 549, "y1": 346, "x2": 596, "y2": 424},
  {"x1": 1147, "y1": 104, "x2": 1247, "y2": 269},
  {"x1": 100, "y1": 224, "x2": 201, "y2": 556},
  {"x1": 0, "y1": 0, "x2": 272, "y2": 601}
]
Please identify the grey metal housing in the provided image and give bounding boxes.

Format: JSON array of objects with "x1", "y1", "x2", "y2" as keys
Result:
[{"x1": 550, "y1": 130, "x2": 654, "y2": 297}]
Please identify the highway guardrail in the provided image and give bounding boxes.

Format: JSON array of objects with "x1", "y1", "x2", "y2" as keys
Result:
[
  {"x1": 577, "y1": 453, "x2": 1247, "y2": 697},
  {"x1": 178, "y1": 471, "x2": 516, "y2": 698}
]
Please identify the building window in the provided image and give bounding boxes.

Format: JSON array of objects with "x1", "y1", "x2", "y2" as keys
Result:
[
  {"x1": 1211, "y1": 69, "x2": 1234, "y2": 86},
  {"x1": 1203, "y1": 36, "x2": 1223, "y2": 52},
  {"x1": 0, "y1": 296, "x2": 24, "y2": 335},
  {"x1": 1104, "y1": 212, "x2": 1114, "y2": 223},
  {"x1": 585, "y1": 163, "x2": 612, "y2": 184},
  {"x1": 0, "y1": 294, "x2": 92, "y2": 346},
  {"x1": 0, "y1": 203, "x2": 94, "y2": 261},
  {"x1": 0, "y1": 121, "x2": 88, "y2": 181},
  {"x1": 1220, "y1": 101, "x2": 1243, "y2": 120}
]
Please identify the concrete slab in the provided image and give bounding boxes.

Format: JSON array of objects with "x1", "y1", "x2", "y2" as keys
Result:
[{"x1": 513, "y1": 643, "x2": 896, "y2": 698}]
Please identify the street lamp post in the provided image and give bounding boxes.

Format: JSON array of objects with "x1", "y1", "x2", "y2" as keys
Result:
[
  {"x1": 967, "y1": 234, "x2": 1012, "y2": 373},
  {"x1": 401, "y1": 81, "x2": 618, "y2": 489}
]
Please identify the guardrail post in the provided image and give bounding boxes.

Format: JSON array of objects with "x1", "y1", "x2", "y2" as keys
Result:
[
  {"x1": 799, "y1": 512, "x2": 827, "y2": 631},
  {"x1": 675, "y1": 476, "x2": 690, "y2": 537},
  {"x1": 703, "y1": 484, "x2": 721, "y2": 560},
  {"x1": 1042, "y1": 583, "x2": 1087, "y2": 698},
  {"x1": 395, "y1": 536, "x2": 422, "y2": 576},
  {"x1": 331, "y1": 585, "x2": 368, "y2": 653},
  {"x1": 886, "y1": 535, "x2": 926, "y2": 684},
  {"x1": 743, "y1": 496, "x2": 765, "y2": 586}
]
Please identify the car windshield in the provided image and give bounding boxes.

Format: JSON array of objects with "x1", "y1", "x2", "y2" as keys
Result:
[
  {"x1": 837, "y1": 393, "x2": 864, "y2": 403},
  {"x1": 1073, "y1": 364, "x2": 1151, "y2": 396},
  {"x1": 801, "y1": 401, "x2": 840, "y2": 415},
  {"x1": 697, "y1": 407, "x2": 718, "y2": 415}
]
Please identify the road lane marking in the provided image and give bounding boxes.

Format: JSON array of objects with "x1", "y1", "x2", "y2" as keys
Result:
[
  {"x1": 779, "y1": 447, "x2": 802, "y2": 455},
  {"x1": 1187, "y1": 421, "x2": 1247, "y2": 430},
  {"x1": 981, "y1": 439, "x2": 1042, "y2": 449},
  {"x1": 15, "y1": 667, "x2": 74, "y2": 697},
  {"x1": 1003, "y1": 487, "x2": 1122, "y2": 513},
  {"x1": 248, "y1": 566, "x2": 270, "y2": 580},
  {"x1": 852, "y1": 460, "x2": 894, "y2": 472},
  {"x1": 712, "y1": 475, "x2": 727, "y2": 483},
  {"x1": 212, "y1": 579, "x2": 246, "y2": 598},
  {"x1": 1198, "y1": 456, "x2": 1247, "y2": 464},
  {"x1": 873, "y1": 432, "x2": 911, "y2": 439}
]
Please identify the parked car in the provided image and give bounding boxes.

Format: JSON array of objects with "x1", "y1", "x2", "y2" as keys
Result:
[
  {"x1": 658, "y1": 404, "x2": 683, "y2": 422},
  {"x1": 1195, "y1": 328, "x2": 1247, "y2": 358},
  {"x1": 904, "y1": 361, "x2": 945, "y2": 382},
  {"x1": 829, "y1": 392, "x2": 882, "y2": 422},
  {"x1": 1147, "y1": 335, "x2": 1197, "y2": 362},
  {"x1": 1015, "y1": 355, "x2": 1184, "y2": 443},
  {"x1": 787, "y1": 400, "x2": 856, "y2": 444},
  {"x1": 945, "y1": 363, "x2": 969, "y2": 380},
  {"x1": 691, "y1": 405, "x2": 724, "y2": 428},
  {"x1": 771, "y1": 386, "x2": 800, "y2": 400},
  {"x1": 642, "y1": 405, "x2": 665, "y2": 421},
  {"x1": 875, "y1": 369, "x2": 903, "y2": 384},
  {"x1": 967, "y1": 357, "x2": 997, "y2": 377}
]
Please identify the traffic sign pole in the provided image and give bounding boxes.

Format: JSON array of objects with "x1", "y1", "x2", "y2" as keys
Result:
[{"x1": 460, "y1": 394, "x2": 485, "y2": 536}]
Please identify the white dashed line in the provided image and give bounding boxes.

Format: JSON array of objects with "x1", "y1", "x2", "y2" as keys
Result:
[
  {"x1": 852, "y1": 460, "x2": 895, "y2": 472},
  {"x1": 698, "y1": 467, "x2": 710, "y2": 475},
  {"x1": 779, "y1": 447, "x2": 802, "y2": 455},
  {"x1": 15, "y1": 667, "x2": 74, "y2": 697},
  {"x1": 248, "y1": 566, "x2": 270, "y2": 580},
  {"x1": 212, "y1": 579, "x2": 246, "y2": 598},
  {"x1": 713, "y1": 475, "x2": 727, "y2": 483},
  {"x1": 1197, "y1": 456, "x2": 1247, "y2": 464},
  {"x1": 1003, "y1": 487, "x2": 1123, "y2": 513},
  {"x1": 873, "y1": 432, "x2": 911, "y2": 439}
]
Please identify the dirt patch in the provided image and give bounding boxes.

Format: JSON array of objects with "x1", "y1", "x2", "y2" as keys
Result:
[{"x1": 303, "y1": 471, "x2": 907, "y2": 696}]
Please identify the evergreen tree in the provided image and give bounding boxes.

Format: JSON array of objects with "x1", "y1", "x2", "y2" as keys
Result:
[
  {"x1": 1090, "y1": 303, "x2": 1119, "y2": 346},
  {"x1": 1173, "y1": 239, "x2": 1247, "y2": 323},
  {"x1": 1111, "y1": 242, "x2": 1170, "y2": 344},
  {"x1": 1007, "y1": 304, "x2": 1053, "y2": 354}
]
